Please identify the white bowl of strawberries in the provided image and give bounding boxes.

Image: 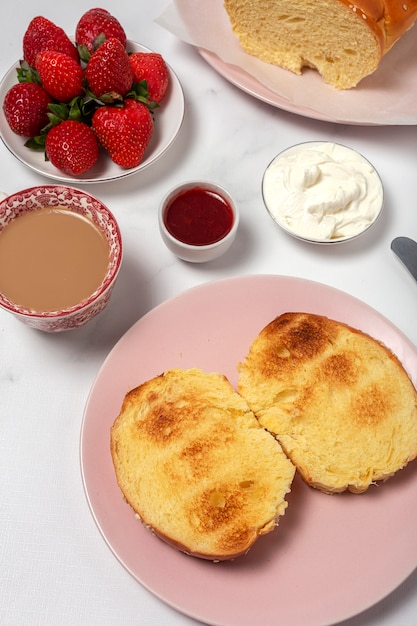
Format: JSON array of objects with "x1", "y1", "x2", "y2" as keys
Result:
[{"x1": 0, "y1": 8, "x2": 185, "y2": 183}]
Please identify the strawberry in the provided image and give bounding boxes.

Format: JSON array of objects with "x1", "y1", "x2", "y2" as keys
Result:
[
  {"x1": 23, "y1": 16, "x2": 78, "y2": 67},
  {"x1": 129, "y1": 52, "x2": 169, "y2": 103},
  {"x1": 85, "y1": 37, "x2": 133, "y2": 100},
  {"x1": 45, "y1": 120, "x2": 99, "y2": 176},
  {"x1": 92, "y1": 99, "x2": 153, "y2": 168},
  {"x1": 75, "y1": 7, "x2": 126, "y2": 53},
  {"x1": 35, "y1": 50, "x2": 85, "y2": 102},
  {"x1": 3, "y1": 82, "x2": 53, "y2": 137}
]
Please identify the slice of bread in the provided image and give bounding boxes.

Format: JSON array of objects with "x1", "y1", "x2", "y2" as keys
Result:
[
  {"x1": 224, "y1": 0, "x2": 417, "y2": 89},
  {"x1": 238, "y1": 313, "x2": 417, "y2": 494},
  {"x1": 110, "y1": 368, "x2": 295, "y2": 560}
]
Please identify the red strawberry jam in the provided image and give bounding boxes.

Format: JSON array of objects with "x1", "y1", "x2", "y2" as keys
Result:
[{"x1": 164, "y1": 186, "x2": 234, "y2": 246}]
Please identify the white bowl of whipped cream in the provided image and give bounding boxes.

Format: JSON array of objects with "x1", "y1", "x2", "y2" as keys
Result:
[{"x1": 262, "y1": 141, "x2": 383, "y2": 244}]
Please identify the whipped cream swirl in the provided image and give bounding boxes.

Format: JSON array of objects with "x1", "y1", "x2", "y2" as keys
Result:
[{"x1": 262, "y1": 142, "x2": 383, "y2": 241}]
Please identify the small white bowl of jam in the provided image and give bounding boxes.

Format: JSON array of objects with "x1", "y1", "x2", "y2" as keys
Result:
[
  {"x1": 0, "y1": 185, "x2": 122, "y2": 332},
  {"x1": 159, "y1": 181, "x2": 239, "y2": 262}
]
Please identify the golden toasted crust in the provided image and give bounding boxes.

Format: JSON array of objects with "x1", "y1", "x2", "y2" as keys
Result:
[
  {"x1": 223, "y1": 0, "x2": 417, "y2": 89},
  {"x1": 238, "y1": 313, "x2": 417, "y2": 494},
  {"x1": 110, "y1": 368, "x2": 295, "y2": 560}
]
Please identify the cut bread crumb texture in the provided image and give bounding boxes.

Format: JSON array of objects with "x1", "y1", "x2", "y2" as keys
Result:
[
  {"x1": 238, "y1": 312, "x2": 417, "y2": 494},
  {"x1": 223, "y1": 0, "x2": 417, "y2": 89},
  {"x1": 111, "y1": 368, "x2": 295, "y2": 560}
]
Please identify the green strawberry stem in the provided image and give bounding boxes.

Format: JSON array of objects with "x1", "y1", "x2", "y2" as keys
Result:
[
  {"x1": 24, "y1": 134, "x2": 46, "y2": 151},
  {"x1": 77, "y1": 33, "x2": 108, "y2": 63},
  {"x1": 16, "y1": 60, "x2": 42, "y2": 85},
  {"x1": 125, "y1": 80, "x2": 160, "y2": 110}
]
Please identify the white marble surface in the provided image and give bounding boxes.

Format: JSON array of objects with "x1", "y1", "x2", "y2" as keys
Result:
[{"x1": 1, "y1": 1, "x2": 417, "y2": 625}]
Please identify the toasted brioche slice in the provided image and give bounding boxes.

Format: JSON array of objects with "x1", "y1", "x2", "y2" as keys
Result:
[
  {"x1": 110, "y1": 368, "x2": 295, "y2": 560},
  {"x1": 238, "y1": 313, "x2": 417, "y2": 494}
]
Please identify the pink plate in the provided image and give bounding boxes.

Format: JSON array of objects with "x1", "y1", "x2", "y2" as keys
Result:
[{"x1": 80, "y1": 275, "x2": 417, "y2": 626}]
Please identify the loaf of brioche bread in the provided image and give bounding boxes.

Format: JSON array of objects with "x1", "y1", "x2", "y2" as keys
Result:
[
  {"x1": 238, "y1": 313, "x2": 417, "y2": 494},
  {"x1": 110, "y1": 368, "x2": 295, "y2": 560},
  {"x1": 223, "y1": 0, "x2": 417, "y2": 89}
]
